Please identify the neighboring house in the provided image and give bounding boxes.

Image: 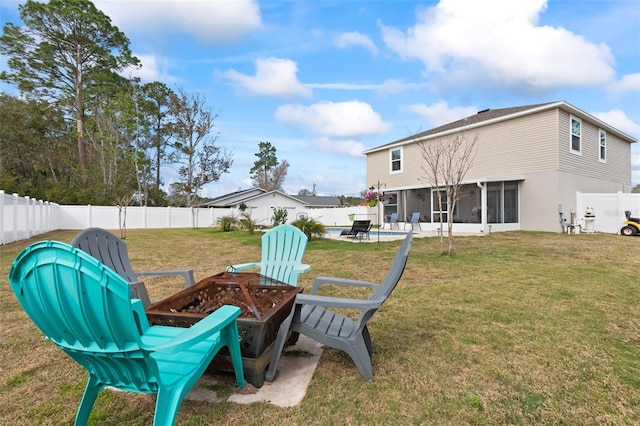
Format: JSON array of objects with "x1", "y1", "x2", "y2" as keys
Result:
[
  {"x1": 201, "y1": 187, "x2": 266, "y2": 208},
  {"x1": 202, "y1": 189, "x2": 341, "y2": 209},
  {"x1": 364, "y1": 101, "x2": 637, "y2": 233},
  {"x1": 201, "y1": 189, "x2": 308, "y2": 211}
]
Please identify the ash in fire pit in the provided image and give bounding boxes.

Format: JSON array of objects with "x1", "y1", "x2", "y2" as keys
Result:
[{"x1": 177, "y1": 285, "x2": 296, "y2": 318}]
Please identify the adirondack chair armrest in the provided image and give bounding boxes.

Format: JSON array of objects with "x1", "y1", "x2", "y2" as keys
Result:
[
  {"x1": 226, "y1": 262, "x2": 259, "y2": 273},
  {"x1": 293, "y1": 263, "x2": 311, "y2": 273},
  {"x1": 294, "y1": 293, "x2": 380, "y2": 310},
  {"x1": 135, "y1": 269, "x2": 195, "y2": 287},
  {"x1": 141, "y1": 305, "x2": 241, "y2": 354},
  {"x1": 310, "y1": 276, "x2": 378, "y2": 294}
]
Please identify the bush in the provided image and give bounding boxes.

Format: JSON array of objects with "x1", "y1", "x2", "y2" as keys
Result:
[
  {"x1": 217, "y1": 214, "x2": 238, "y2": 232},
  {"x1": 239, "y1": 211, "x2": 260, "y2": 234},
  {"x1": 271, "y1": 208, "x2": 288, "y2": 227},
  {"x1": 292, "y1": 217, "x2": 326, "y2": 240}
]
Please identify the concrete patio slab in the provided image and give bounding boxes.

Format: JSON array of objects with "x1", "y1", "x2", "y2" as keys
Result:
[{"x1": 186, "y1": 335, "x2": 323, "y2": 408}]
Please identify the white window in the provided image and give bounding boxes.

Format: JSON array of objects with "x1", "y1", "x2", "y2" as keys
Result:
[
  {"x1": 390, "y1": 148, "x2": 402, "y2": 173},
  {"x1": 599, "y1": 129, "x2": 606, "y2": 162},
  {"x1": 570, "y1": 116, "x2": 581, "y2": 154}
]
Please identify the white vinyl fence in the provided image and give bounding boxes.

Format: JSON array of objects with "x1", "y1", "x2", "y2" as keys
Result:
[
  {"x1": 575, "y1": 191, "x2": 640, "y2": 235},
  {"x1": 56, "y1": 204, "x2": 371, "y2": 231},
  {"x1": 1, "y1": 191, "x2": 60, "y2": 245},
  {"x1": 3, "y1": 190, "x2": 639, "y2": 245},
  {"x1": 1, "y1": 190, "x2": 372, "y2": 245}
]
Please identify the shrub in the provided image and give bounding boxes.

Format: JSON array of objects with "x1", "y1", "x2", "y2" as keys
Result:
[
  {"x1": 239, "y1": 211, "x2": 260, "y2": 235},
  {"x1": 217, "y1": 214, "x2": 238, "y2": 232},
  {"x1": 292, "y1": 217, "x2": 326, "y2": 240},
  {"x1": 271, "y1": 208, "x2": 288, "y2": 227}
]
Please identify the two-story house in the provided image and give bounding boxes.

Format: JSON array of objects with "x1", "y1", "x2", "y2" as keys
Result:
[{"x1": 364, "y1": 101, "x2": 637, "y2": 233}]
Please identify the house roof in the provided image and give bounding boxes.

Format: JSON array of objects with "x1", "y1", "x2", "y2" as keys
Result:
[
  {"x1": 364, "y1": 100, "x2": 637, "y2": 154},
  {"x1": 200, "y1": 187, "x2": 266, "y2": 207},
  {"x1": 239, "y1": 190, "x2": 307, "y2": 205},
  {"x1": 293, "y1": 195, "x2": 341, "y2": 207}
]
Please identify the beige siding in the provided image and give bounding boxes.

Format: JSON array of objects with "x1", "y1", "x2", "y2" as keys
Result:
[
  {"x1": 367, "y1": 109, "x2": 560, "y2": 187},
  {"x1": 558, "y1": 110, "x2": 631, "y2": 185}
]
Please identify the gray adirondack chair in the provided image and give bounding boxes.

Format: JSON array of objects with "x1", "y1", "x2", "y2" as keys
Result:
[
  {"x1": 266, "y1": 231, "x2": 413, "y2": 382},
  {"x1": 71, "y1": 227, "x2": 195, "y2": 307}
]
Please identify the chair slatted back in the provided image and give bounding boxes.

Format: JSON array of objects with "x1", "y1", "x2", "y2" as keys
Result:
[
  {"x1": 261, "y1": 224, "x2": 308, "y2": 284},
  {"x1": 9, "y1": 241, "x2": 146, "y2": 353},
  {"x1": 71, "y1": 228, "x2": 138, "y2": 283},
  {"x1": 370, "y1": 231, "x2": 413, "y2": 303},
  {"x1": 9, "y1": 241, "x2": 160, "y2": 391}
]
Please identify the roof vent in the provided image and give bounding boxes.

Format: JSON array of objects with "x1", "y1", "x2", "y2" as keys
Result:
[{"x1": 477, "y1": 108, "x2": 491, "y2": 114}]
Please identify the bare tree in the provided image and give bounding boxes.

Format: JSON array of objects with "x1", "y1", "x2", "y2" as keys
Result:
[
  {"x1": 419, "y1": 132, "x2": 479, "y2": 255},
  {"x1": 170, "y1": 88, "x2": 232, "y2": 208}
]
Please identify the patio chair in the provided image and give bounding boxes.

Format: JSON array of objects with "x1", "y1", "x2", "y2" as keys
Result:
[
  {"x1": 405, "y1": 212, "x2": 421, "y2": 230},
  {"x1": 227, "y1": 224, "x2": 310, "y2": 286},
  {"x1": 8, "y1": 240, "x2": 246, "y2": 426},
  {"x1": 71, "y1": 227, "x2": 195, "y2": 307},
  {"x1": 340, "y1": 220, "x2": 372, "y2": 240},
  {"x1": 389, "y1": 212, "x2": 399, "y2": 229},
  {"x1": 266, "y1": 231, "x2": 414, "y2": 382}
]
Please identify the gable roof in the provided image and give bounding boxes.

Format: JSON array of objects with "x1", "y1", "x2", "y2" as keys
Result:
[
  {"x1": 242, "y1": 190, "x2": 310, "y2": 206},
  {"x1": 200, "y1": 187, "x2": 266, "y2": 207},
  {"x1": 293, "y1": 195, "x2": 341, "y2": 207},
  {"x1": 364, "y1": 100, "x2": 636, "y2": 154}
]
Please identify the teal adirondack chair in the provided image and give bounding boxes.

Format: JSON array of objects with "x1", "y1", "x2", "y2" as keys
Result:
[
  {"x1": 227, "y1": 224, "x2": 310, "y2": 286},
  {"x1": 8, "y1": 241, "x2": 246, "y2": 426}
]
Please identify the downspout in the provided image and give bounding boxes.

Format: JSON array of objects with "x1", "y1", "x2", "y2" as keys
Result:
[{"x1": 477, "y1": 181, "x2": 487, "y2": 233}]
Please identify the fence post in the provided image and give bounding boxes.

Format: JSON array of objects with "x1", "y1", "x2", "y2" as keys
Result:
[
  {"x1": 0, "y1": 190, "x2": 4, "y2": 245},
  {"x1": 38, "y1": 199, "x2": 43, "y2": 235},
  {"x1": 25, "y1": 196, "x2": 31, "y2": 237},
  {"x1": 12, "y1": 193, "x2": 18, "y2": 243}
]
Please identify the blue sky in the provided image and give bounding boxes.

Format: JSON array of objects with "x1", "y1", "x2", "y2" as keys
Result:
[{"x1": 1, "y1": 0, "x2": 639, "y2": 198}]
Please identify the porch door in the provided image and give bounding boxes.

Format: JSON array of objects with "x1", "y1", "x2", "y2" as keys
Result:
[{"x1": 431, "y1": 189, "x2": 448, "y2": 223}]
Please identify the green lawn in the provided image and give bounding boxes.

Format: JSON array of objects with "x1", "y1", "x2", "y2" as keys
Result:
[{"x1": 2, "y1": 229, "x2": 640, "y2": 425}]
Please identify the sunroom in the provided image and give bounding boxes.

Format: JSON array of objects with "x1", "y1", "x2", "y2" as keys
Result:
[{"x1": 376, "y1": 179, "x2": 522, "y2": 233}]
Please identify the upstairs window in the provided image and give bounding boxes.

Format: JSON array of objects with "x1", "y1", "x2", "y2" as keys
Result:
[
  {"x1": 599, "y1": 129, "x2": 606, "y2": 162},
  {"x1": 390, "y1": 148, "x2": 402, "y2": 173},
  {"x1": 570, "y1": 116, "x2": 581, "y2": 154}
]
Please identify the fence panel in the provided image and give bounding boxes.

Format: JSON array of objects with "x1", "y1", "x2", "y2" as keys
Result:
[
  {"x1": 2, "y1": 190, "x2": 373, "y2": 245},
  {"x1": 1, "y1": 191, "x2": 60, "y2": 245},
  {"x1": 575, "y1": 191, "x2": 640, "y2": 234}
]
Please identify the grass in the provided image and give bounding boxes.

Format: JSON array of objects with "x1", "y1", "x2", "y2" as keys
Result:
[{"x1": 2, "y1": 228, "x2": 640, "y2": 425}]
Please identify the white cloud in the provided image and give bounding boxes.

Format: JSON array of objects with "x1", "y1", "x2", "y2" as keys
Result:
[
  {"x1": 94, "y1": 0, "x2": 262, "y2": 44},
  {"x1": 274, "y1": 100, "x2": 391, "y2": 138},
  {"x1": 121, "y1": 53, "x2": 180, "y2": 84},
  {"x1": 376, "y1": 79, "x2": 428, "y2": 95},
  {"x1": 380, "y1": 0, "x2": 615, "y2": 89},
  {"x1": 403, "y1": 101, "x2": 477, "y2": 127},
  {"x1": 592, "y1": 109, "x2": 640, "y2": 139},
  {"x1": 334, "y1": 31, "x2": 378, "y2": 55},
  {"x1": 608, "y1": 73, "x2": 640, "y2": 96},
  {"x1": 220, "y1": 57, "x2": 312, "y2": 99},
  {"x1": 310, "y1": 136, "x2": 367, "y2": 157}
]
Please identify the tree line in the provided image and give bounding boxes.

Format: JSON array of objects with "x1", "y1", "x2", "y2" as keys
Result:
[{"x1": 0, "y1": 0, "x2": 231, "y2": 207}]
